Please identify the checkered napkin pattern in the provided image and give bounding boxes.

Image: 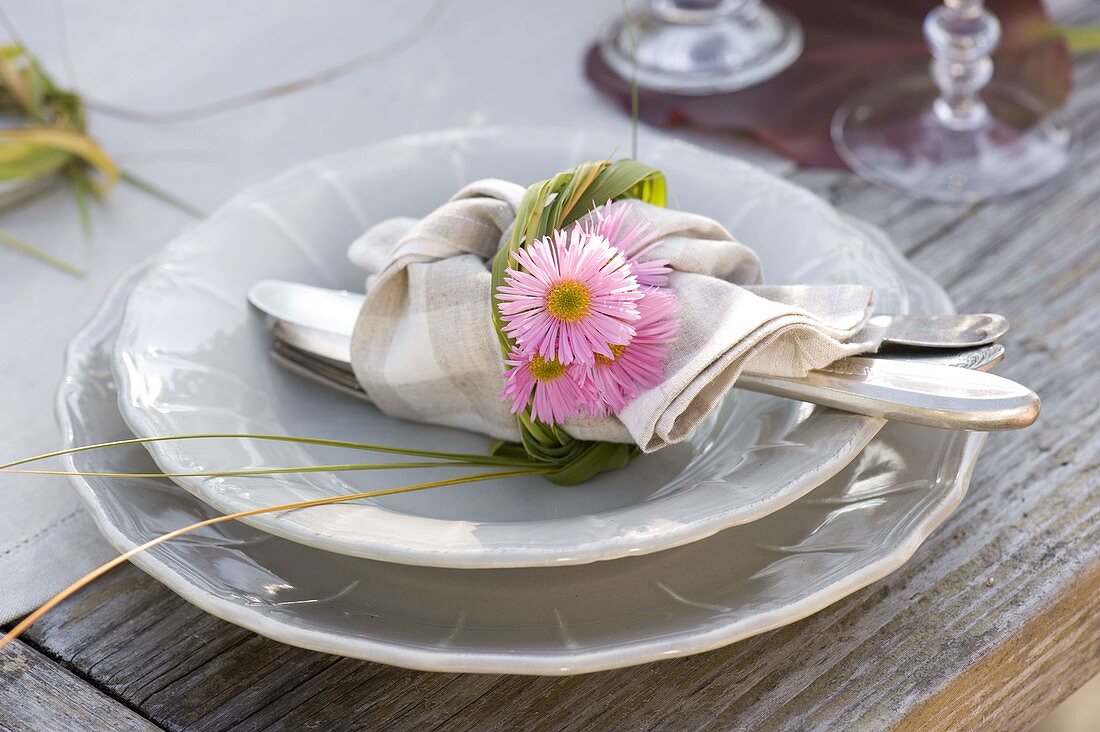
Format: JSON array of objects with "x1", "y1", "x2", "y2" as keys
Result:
[{"x1": 348, "y1": 179, "x2": 882, "y2": 452}]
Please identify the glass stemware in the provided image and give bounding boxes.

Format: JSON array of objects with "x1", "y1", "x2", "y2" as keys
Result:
[
  {"x1": 598, "y1": 0, "x2": 803, "y2": 94},
  {"x1": 831, "y1": 0, "x2": 1072, "y2": 203}
]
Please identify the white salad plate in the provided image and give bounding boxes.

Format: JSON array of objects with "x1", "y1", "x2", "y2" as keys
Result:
[
  {"x1": 112, "y1": 127, "x2": 911, "y2": 568},
  {"x1": 62, "y1": 264, "x2": 985, "y2": 675}
]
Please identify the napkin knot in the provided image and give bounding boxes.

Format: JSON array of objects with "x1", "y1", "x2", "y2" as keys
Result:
[{"x1": 347, "y1": 179, "x2": 881, "y2": 452}]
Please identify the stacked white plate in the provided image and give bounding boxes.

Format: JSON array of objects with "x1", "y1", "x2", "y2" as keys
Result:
[{"x1": 59, "y1": 129, "x2": 986, "y2": 674}]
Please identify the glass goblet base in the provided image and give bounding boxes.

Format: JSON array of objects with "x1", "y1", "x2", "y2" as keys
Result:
[
  {"x1": 832, "y1": 76, "x2": 1073, "y2": 203},
  {"x1": 599, "y1": 2, "x2": 803, "y2": 95}
]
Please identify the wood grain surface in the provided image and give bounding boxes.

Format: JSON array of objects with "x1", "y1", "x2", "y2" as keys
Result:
[
  {"x1": 0, "y1": 639, "x2": 157, "y2": 732},
  {"x1": 3, "y1": 8, "x2": 1098, "y2": 731}
]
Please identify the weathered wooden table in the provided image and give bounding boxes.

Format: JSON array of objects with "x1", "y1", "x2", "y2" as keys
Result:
[{"x1": 3, "y1": 17, "x2": 1099, "y2": 732}]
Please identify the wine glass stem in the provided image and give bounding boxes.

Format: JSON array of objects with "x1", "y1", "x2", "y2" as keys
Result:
[{"x1": 926, "y1": 0, "x2": 1000, "y2": 130}]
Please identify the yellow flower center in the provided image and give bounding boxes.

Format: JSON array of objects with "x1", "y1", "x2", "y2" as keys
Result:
[
  {"x1": 545, "y1": 280, "x2": 592, "y2": 323},
  {"x1": 595, "y1": 343, "x2": 628, "y2": 366},
  {"x1": 528, "y1": 355, "x2": 567, "y2": 382}
]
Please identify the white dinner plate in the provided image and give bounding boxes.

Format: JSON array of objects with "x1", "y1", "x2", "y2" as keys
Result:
[
  {"x1": 61, "y1": 263, "x2": 984, "y2": 675},
  {"x1": 112, "y1": 127, "x2": 911, "y2": 568}
]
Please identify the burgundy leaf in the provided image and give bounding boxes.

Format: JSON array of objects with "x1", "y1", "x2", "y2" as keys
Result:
[{"x1": 585, "y1": 0, "x2": 1071, "y2": 168}]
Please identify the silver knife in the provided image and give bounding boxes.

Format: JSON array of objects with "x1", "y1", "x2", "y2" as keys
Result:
[{"x1": 249, "y1": 280, "x2": 1039, "y2": 431}]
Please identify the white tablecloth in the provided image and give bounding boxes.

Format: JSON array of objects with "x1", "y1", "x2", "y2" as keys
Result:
[
  {"x1": 0, "y1": 0, "x2": 790, "y2": 623},
  {"x1": 8, "y1": 0, "x2": 1081, "y2": 625}
]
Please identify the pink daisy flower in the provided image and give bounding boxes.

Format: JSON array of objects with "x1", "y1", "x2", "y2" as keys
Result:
[
  {"x1": 500, "y1": 350, "x2": 598, "y2": 425},
  {"x1": 580, "y1": 202, "x2": 671, "y2": 288},
  {"x1": 497, "y1": 228, "x2": 643, "y2": 365},
  {"x1": 587, "y1": 288, "x2": 680, "y2": 414}
]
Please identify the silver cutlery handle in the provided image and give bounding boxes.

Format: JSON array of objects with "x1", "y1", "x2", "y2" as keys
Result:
[
  {"x1": 248, "y1": 280, "x2": 1012, "y2": 352},
  {"x1": 250, "y1": 280, "x2": 1039, "y2": 430},
  {"x1": 272, "y1": 331, "x2": 1035, "y2": 431},
  {"x1": 737, "y1": 355, "x2": 1039, "y2": 430}
]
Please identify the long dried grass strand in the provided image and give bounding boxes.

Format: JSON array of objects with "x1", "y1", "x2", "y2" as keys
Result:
[{"x1": 0, "y1": 468, "x2": 545, "y2": 651}]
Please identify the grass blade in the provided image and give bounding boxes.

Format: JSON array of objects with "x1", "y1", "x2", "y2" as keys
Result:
[
  {"x1": 0, "y1": 432, "x2": 546, "y2": 471},
  {"x1": 0, "y1": 226, "x2": 82, "y2": 276},
  {"x1": 3, "y1": 459, "x2": 543, "y2": 478},
  {"x1": 1061, "y1": 25, "x2": 1100, "y2": 53},
  {"x1": 121, "y1": 169, "x2": 204, "y2": 218},
  {"x1": 0, "y1": 127, "x2": 119, "y2": 185},
  {"x1": 66, "y1": 167, "x2": 93, "y2": 244}
]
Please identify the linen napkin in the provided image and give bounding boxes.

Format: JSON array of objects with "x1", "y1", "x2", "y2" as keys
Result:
[{"x1": 347, "y1": 179, "x2": 882, "y2": 452}]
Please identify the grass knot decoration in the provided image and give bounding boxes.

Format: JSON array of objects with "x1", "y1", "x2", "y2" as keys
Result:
[{"x1": 489, "y1": 159, "x2": 666, "y2": 485}]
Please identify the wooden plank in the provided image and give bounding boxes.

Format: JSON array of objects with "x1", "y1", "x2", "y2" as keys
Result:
[
  {"x1": 904, "y1": 563, "x2": 1100, "y2": 731},
  {"x1": 12, "y1": 10, "x2": 1100, "y2": 732},
  {"x1": 0, "y1": 639, "x2": 160, "y2": 732}
]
